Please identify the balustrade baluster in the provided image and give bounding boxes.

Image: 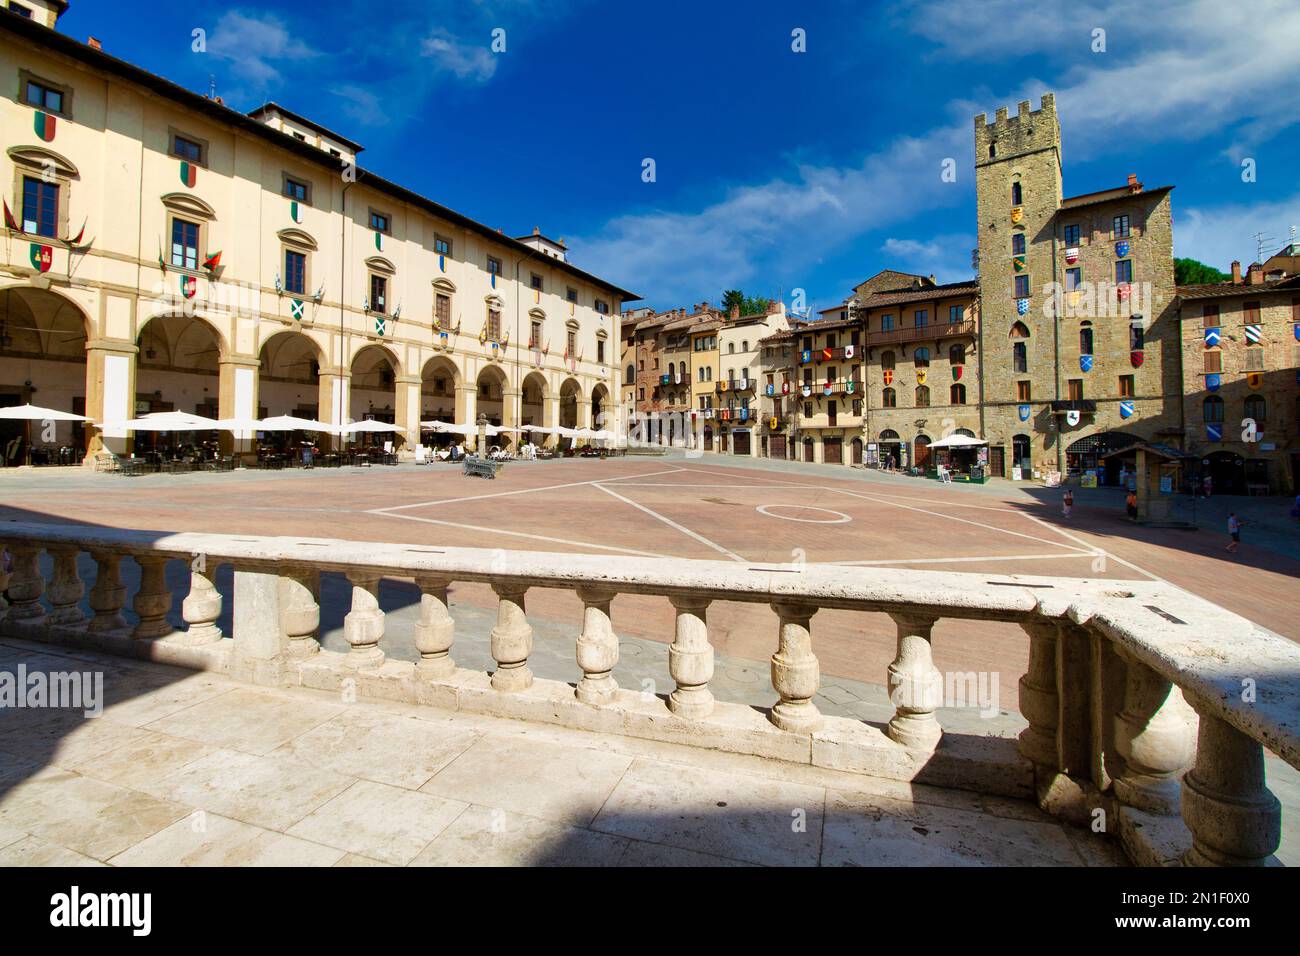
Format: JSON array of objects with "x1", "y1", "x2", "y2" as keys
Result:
[
  {"x1": 1181, "y1": 713, "x2": 1281, "y2": 866},
  {"x1": 87, "y1": 552, "x2": 128, "y2": 633},
  {"x1": 132, "y1": 556, "x2": 174, "y2": 639},
  {"x1": 1018, "y1": 621, "x2": 1060, "y2": 770},
  {"x1": 490, "y1": 584, "x2": 532, "y2": 691},
  {"x1": 413, "y1": 575, "x2": 456, "y2": 678},
  {"x1": 668, "y1": 596, "x2": 713, "y2": 718},
  {"x1": 342, "y1": 571, "x2": 385, "y2": 668},
  {"x1": 280, "y1": 568, "x2": 321, "y2": 659},
  {"x1": 575, "y1": 587, "x2": 618, "y2": 704},
  {"x1": 180, "y1": 562, "x2": 223, "y2": 645},
  {"x1": 46, "y1": 547, "x2": 85, "y2": 625},
  {"x1": 5, "y1": 546, "x2": 45, "y2": 622},
  {"x1": 885, "y1": 612, "x2": 943, "y2": 749},
  {"x1": 769, "y1": 602, "x2": 821, "y2": 732},
  {"x1": 1111, "y1": 648, "x2": 1196, "y2": 815}
]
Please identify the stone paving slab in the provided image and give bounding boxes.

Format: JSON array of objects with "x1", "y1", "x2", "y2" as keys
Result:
[{"x1": 0, "y1": 638, "x2": 1131, "y2": 867}]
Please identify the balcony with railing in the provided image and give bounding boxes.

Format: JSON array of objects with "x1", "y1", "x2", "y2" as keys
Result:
[
  {"x1": 716, "y1": 378, "x2": 755, "y2": 395},
  {"x1": 865, "y1": 319, "x2": 975, "y2": 347},
  {"x1": 1, "y1": 521, "x2": 1296, "y2": 867}
]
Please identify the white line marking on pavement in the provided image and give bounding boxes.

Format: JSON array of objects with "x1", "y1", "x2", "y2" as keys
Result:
[
  {"x1": 374, "y1": 511, "x2": 672, "y2": 558},
  {"x1": 368, "y1": 466, "x2": 686, "y2": 513},
  {"x1": 1022, "y1": 514, "x2": 1164, "y2": 583},
  {"x1": 824, "y1": 552, "x2": 1102, "y2": 567},
  {"x1": 593, "y1": 482, "x2": 748, "y2": 562}
]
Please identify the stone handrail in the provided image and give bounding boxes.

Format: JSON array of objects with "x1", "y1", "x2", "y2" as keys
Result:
[{"x1": 1, "y1": 520, "x2": 1296, "y2": 867}]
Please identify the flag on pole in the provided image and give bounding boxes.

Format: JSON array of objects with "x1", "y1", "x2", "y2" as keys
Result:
[
  {"x1": 202, "y1": 250, "x2": 222, "y2": 272},
  {"x1": 3, "y1": 200, "x2": 20, "y2": 232}
]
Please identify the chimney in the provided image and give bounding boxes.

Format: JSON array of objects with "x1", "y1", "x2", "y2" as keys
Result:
[
  {"x1": 1231, "y1": 260, "x2": 1242, "y2": 285},
  {"x1": 1247, "y1": 262, "x2": 1265, "y2": 285},
  {"x1": 729, "y1": 303, "x2": 740, "y2": 320},
  {"x1": 928, "y1": 274, "x2": 937, "y2": 285},
  {"x1": 87, "y1": 37, "x2": 103, "y2": 51},
  {"x1": 1126, "y1": 173, "x2": 1140, "y2": 192}
]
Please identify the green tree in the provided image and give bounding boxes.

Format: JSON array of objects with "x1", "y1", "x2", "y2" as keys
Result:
[
  {"x1": 1175, "y1": 257, "x2": 1229, "y2": 285},
  {"x1": 722, "y1": 289, "x2": 745, "y2": 314},
  {"x1": 741, "y1": 295, "x2": 770, "y2": 316}
]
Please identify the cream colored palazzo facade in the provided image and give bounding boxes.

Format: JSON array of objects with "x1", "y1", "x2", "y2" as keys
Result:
[{"x1": 0, "y1": 9, "x2": 633, "y2": 462}]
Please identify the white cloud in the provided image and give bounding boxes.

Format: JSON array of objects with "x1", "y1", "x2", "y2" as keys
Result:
[
  {"x1": 208, "y1": 10, "x2": 318, "y2": 91},
  {"x1": 1175, "y1": 193, "x2": 1300, "y2": 270},
  {"x1": 421, "y1": 29, "x2": 498, "y2": 82},
  {"x1": 881, "y1": 235, "x2": 975, "y2": 284}
]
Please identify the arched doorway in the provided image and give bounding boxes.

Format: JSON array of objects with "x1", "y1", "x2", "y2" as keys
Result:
[
  {"x1": 878, "y1": 429, "x2": 901, "y2": 469},
  {"x1": 350, "y1": 345, "x2": 398, "y2": 446},
  {"x1": 520, "y1": 370, "x2": 548, "y2": 436},
  {"x1": 421, "y1": 355, "x2": 462, "y2": 446},
  {"x1": 1065, "y1": 431, "x2": 1140, "y2": 484},
  {"x1": 914, "y1": 434, "x2": 932, "y2": 470},
  {"x1": 703, "y1": 424, "x2": 713, "y2": 450},
  {"x1": 803, "y1": 436, "x2": 814, "y2": 462},
  {"x1": 135, "y1": 313, "x2": 224, "y2": 455},
  {"x1": 559, "y1": 377, "x2": 580, "y2": 449},
  {"x1": 259, "y1": 331, "x2": 322, "y2": 419},
  {"x1": 591, "y1": 383, "x2": 610, "y2": 433},
  {"x1": 1204, "y1": 451, "x2": 1246, "y2": 496},
  {"x1": 1012, "y1": 434, "x2": 1032, "y2": 474},
  {"x1": 0, "y1": 286, "x2": 91, "y2": 465},
  {"x1": 851, "y1": 437, "x2": 863, "y2": 465}
]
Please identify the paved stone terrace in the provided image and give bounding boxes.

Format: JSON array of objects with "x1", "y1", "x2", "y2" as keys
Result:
[{"x1": 0, "y1": 639, "x2": 1127, "y2": 867}]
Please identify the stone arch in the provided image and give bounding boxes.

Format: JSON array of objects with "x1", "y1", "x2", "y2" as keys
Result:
[
  {"x1": 259, "y1": 330, "x2": 324, "y2": 418},
  {"x1": 558, "y1": 376, "x2": 582, "y2": 440},
  {"x1": 476, "y1": 363, "x2": 512, "y2": 436},
  {"x1": 350, "y1": 343, "x2": 399, "y2": 431},
  {"x1": 520, "y1": 369, "x2": 548, "y2": 429},
  {"x1": 0, "y1": 284, "x2": 94, "y2": 463},
  {"x1": 591, "y1": 382, "x2": 610, "y2": 431},
  {"x1": 163, "y1": 192, "x2": 218, "y2": 221},
  {"x1": 420, "y1": 354, "x2": 463, "y2": 428}
]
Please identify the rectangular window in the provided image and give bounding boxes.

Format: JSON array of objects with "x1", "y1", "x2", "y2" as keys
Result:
[
  {"x1": 530, "y1": 272, "x2": 543, "y2": 291},
  {"x1": 1011, "y1": 233, "x2": 1026, "y2": 255},
  {"x1": 826, "y1": 333, "x2": 836, "y2": 349},
  {"x1": 597, "y1": 340, "x2": 606, "y2": 363},
  {"x1": 851, "y1": 329, "x2": 861, "y2": 345},
  {"x1": 1202, "y1": 303, "x2": 1220, "y2": 326},
  {"x1": 1063, "y1": 224, "x2": 1081, "y2": 246},
  {"x1": 1113, "y1": 215, "x2": 1130, "y2": 238},
  {"x1": 914, "y1": 309, "x2": 928, "y2": 327},
  {"x1": 1014, "y1": 275, "x2": 1030, "y2": 297},
  {"x1": 1065, "y1": 267, "x2": 1082, "y2": 290},
  {"x1": 1119, "y1": 375, "x2": 1135, "y2": 398},
  {"x1": 369, "y1": 211, "x2": 390, "y2": 233},
  {"x1": 595, "y1": 299, "x2": 610, "y2": 315},
  {"x1": 434, "y1": 235, "x2": 452, "y2": 257},
  {"x1": 1244, "y1": 348, "x2": 1264, "y2": 371},
  {"x1": 1116, "y1": 260, "x2": 1133, "y2": 284},
  {"x1": 435, "y1": 293, "x2": 451, "y2": 327},
  {"x1": 22, "y1": 75, "x2": 65, "y2": 115},
  {"x1": 948, "y1": 305, "x2": 962, "y2": 323},
  {"x1": 170, "y1": 217, "x2": 200, "y2": 269},
  {"x1": 486, "y1": 308, "x2": 502, "y2": 340},
  {"x1": 283, "y1": 176, "x2": 309, "y2": 202},
  {"x1": 1017, "y1": 381, "x2": 1031, "y2": 402},
  {"x1": 284, "y1": 249, "x2": 306, "y2": 295},
  {"x1": 567, "y1": 330, "x2": 577, "y2": 356},
  {"x1": 529, "y1": 321, "x2": 542, "y2": 348},
  {"x1": 170, "y1": 133, "x2": 204, "y2": 165},
  {"x1": 369, "y1": 275, "x2": 388, "y2": 313},
  {"x1": 1203, "y1": 351, "x2": 1222, "y2": 374},
  {"x1": 9, "y1": 4, "x2": 33, "y2": 18},
  {"x1": 880, "y1": 314, "x2": 894, "y2": 332},
  {"x1": 566, "y1": 287, "x2": 578, "y2": 304},
  {"x1": 803, "y1": 402, "x2": 813, "y2": 417},
  {"x1": 852, "y1": 399, "x2": 862, "y2": 416},
  {"x1": 487, "y1": 256, "x2": 503, "y2": 276},
  {"x1": 1068, "y1": 379, "x2": 1083, "y2": 401},
  {"x1": 1242, "y1": 301, "x2": 1261, "y2": 324},
  {"x1": 21, "y1": 175, "x2": 58, "y2": 238}
]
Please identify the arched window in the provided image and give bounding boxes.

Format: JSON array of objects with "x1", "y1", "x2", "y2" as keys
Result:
[
  {"x1": 728, "y1": 342, "x2": 735, "y2": 353},
  {"x1": 1202, "y1": 395, "x2": 1224, "y2": 423},
  {"x1": 1011, "y1": 181, "x2": 1023, "y2": 205},
  {"x1": 1009, "y1": 321, "x2": 1030, "y2": 338},
  {"x1": 914, "y1": 347, "x2": 931, "y2": 368},
  {"x1": 706, "y1": 366, "x2": 713, "y2": 381},
  {"x1": 1013, "y1": 342, "x2": 1027, "y2": 374},
  {"x1": 988, "y1": 143, "x2": 996, "y2": 159},
  {"x1": 742, "y1": 340, "x2": 748, "y2": 352},
  {"x1": 678, "y1": 361, "x2": 686, "y2": 382},
  {"x1": 697, "y1": 367, "x2": 704, "y2": 382},
  {"x1": 1244, "y1": 394, "x2": 1267, "y2": 422},
  {"x1": 882, "y1": 387, "x2": 897, "y2": 408},
  {"x1": 915, "y1": 385, "x2": 930, "y2": 407},
  {"x1": 881, "y1": 350, "x2": 896, "y2": 370},
  {"x1": 1080, "y1": 324, "x2": 1094, "y2": 355},
  {"x1": 949, "y1": 344, "x2": 965, "y2": 365},
  {"x1": 950, "y1": 383, "x2": 966, "y2": 405},
  {"x1": 625, "y1": 364, "x2": 635, "y2": 385}
]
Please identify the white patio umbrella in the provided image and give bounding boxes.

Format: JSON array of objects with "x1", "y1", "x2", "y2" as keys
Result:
[
  {"x1": 215, "y1": 417, "x2": 266, "y2": 438},
  {"x1": 589, "y1": 429, "x2": 618, "y2": 442},
  {"x1": 341, "y1": 419, "x2": 404, "y2": 435},
  {"x1": 419, "y1": 420, "x2": 455, "y2": 431},
  {"x1": 522, "y1": 424, "x2": 559, "y2": 434},
  {"x1": 97, "y1": 411, "x2": 220, "y2": 432},
  {"x1": 928, "y1": 434, "x2": 987, "y2": 449},
  {"x1": 0, "y1": 404, "x2": 87, "y2": 422},
  {"x1": 259, "y1": 414, "x2": 340, "y2": 434}
]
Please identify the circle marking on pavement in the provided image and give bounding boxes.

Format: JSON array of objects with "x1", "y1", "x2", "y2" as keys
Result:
[{"x1": 755, "y1": 504, "x2": 851, "y2": 524}]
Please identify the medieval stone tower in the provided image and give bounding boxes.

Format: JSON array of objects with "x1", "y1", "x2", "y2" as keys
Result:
[{"x1": 974, "y1": 95, "x2": 1064, "y2": 472}]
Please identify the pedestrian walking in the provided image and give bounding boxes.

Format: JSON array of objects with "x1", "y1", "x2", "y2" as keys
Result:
[
  {"x1": 1226, "y1": 512, "x2": 1244, "y2": 553},
  {"x1": 1062, "y1": 489, "x2": 1074, "y2": 518},
  {"x1": 1125, "y1": 490, "x2": 1138, "y2": 520}
]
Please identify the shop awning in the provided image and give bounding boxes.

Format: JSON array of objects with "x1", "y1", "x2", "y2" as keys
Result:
[{"x1": 928, "y1": 434, "x2": 987, "y2": 448}]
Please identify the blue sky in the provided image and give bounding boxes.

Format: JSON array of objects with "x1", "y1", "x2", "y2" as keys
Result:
[{"x1": 62, "y1": 0, "x2": 1300, "y2": 311}]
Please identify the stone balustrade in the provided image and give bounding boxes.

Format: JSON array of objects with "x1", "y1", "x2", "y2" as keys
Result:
[{"x1": 1, "y1": 520, "x2": 1297, "y2": 867}]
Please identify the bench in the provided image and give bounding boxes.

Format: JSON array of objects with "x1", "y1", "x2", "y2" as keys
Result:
[{"x1": 463, "y1": 455, "x2": 501, "y2": 479}]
